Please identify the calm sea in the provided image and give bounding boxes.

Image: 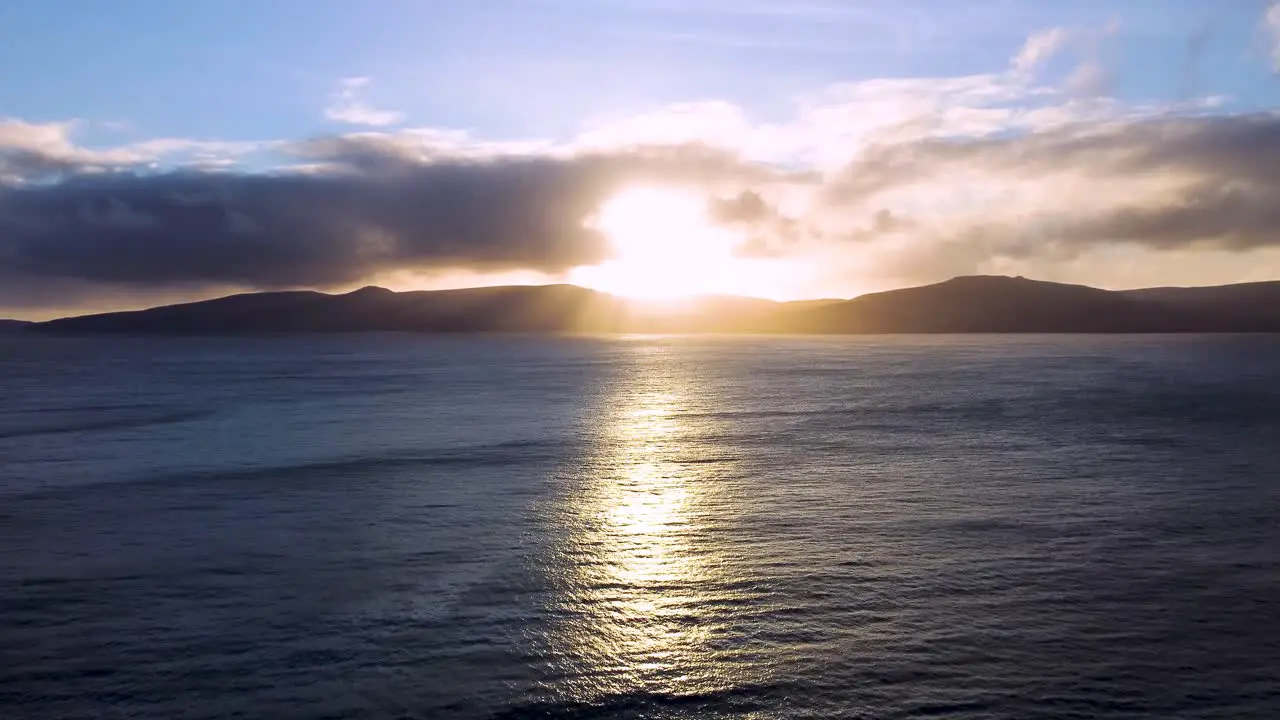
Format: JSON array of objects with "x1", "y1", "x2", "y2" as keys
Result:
[{"x1": 1, "y1": 335, "x2": 1278, "y2": 719}]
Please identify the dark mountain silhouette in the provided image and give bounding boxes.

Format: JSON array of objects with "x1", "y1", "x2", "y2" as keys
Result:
[
  {"x1": 36, "y1": 284, "x2": 628, "y2": 335},
  {"x1": 785, "y1": 276, "x2": 1183, "y2": 333},
  {"x1": 0, "y1": 319, "x2": 32, "y2": 333},
  {"x1": 1120, "y1": 281, "x2": 1280, "y2": 331},
  {"x1": 28, "y1": 275, "x2": 1280, "y2": 335}
]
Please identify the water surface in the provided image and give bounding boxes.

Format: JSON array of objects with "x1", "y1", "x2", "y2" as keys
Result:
[{"x1": 2, "y1": 335, "x2": 1278, "y2": 718}]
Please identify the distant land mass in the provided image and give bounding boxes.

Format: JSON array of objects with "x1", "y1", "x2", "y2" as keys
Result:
[
  {"x1": 0, "y1": 319, "x2": 33, "y2": 333},
  {"x1": 15, "y1": 276, "x2": 1280, "y2": 335}
]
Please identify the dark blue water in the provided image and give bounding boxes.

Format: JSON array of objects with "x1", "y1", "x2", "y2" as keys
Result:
[{"x1": 2, "y1": 335, "x2": 1278, "y2": 719}]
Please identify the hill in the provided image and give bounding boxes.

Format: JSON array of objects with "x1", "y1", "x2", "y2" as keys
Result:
[
  {"x1": 0, "y1": 320, "x2": 33, "y2": 333},
  {"x1": 1120, "y1": 281, "x2": 1280, "y2": 332},
  {"x1": 35, "y1": 284, "x2": 629, "y2": 335},
  {"x1": 28, "y1": 276, "x2": 1280, "y2": 335},
  {"x1": 787, "y1": 276, "x2": 1186, "y2": 333}
]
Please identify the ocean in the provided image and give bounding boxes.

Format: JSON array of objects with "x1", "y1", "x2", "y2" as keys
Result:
[{"x1": 1, "y1": 334, "x2": 1278, "y2": 719}]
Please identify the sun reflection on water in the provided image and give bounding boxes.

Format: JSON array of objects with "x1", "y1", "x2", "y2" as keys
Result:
[{"x1": 536, "y1": 348, "x2": 760, "y2": 704}]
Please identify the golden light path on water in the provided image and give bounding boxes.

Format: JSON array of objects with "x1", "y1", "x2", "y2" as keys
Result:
[{"x1": 535, "y1": 342, "x2": 768, "y2": 706}]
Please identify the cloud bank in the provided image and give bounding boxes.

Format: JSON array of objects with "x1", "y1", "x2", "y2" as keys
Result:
[
  {"x1": 0, "y1": 136, "x2": 780, "y2": 311},
  {"x1": 3, "y1": 11, "x2": 1280, "y2": 318}
]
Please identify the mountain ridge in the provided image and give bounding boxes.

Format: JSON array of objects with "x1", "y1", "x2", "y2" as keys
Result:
[
  {"x1": 0, "y1": 319, "x2": 33, "y2": 332},
  {"x1": 20, "y1": 275, "x2": 1280, "y2": 335}
]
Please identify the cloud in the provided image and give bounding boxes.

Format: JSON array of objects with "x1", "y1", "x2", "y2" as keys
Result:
[
  {"x1": 0, "y1": 139, "x2": 785, "y2": 310},
  {"x1": 0, "y1": 118, "x2": 273, "y2": 182},
  {"x1": 1012, "y1": 27, "x2": 1072, "y2": 76},
  {"x1": 5, "y1": 109, "x2": 1279, "y2": 315},
  {"x1": 1068, "y1": 21, "x2": 1119, "y2": 99},
  {"x1": 9, "y1": 106, "x2": 1277, "y2": 314},
  {"x1": 2, "y1": 19, "x2": 1277, "y2": 317},
  {"x1": 0, "y1": 118, "x2": 137, "y2": 181},
  {"x1": 709, "y1": 189, "x2": 769, "y2": 223},
  {"x1": 803, "y1": 112, "x2": 1280, "y2": 289},
  {"x1": 574, "y1": 52, "x2": 1152, "y2": 175},
  {"x1": 576, "y1": 75, "x2": 1050, "y2": 172},
  {"x1": 706, "y1": 188, "x2": 813, "y2": 257},
  {"x1": 1010, "y1": 23, "x2": 1117, "y2": 99},
  {"x1": 1065, "y1": 58, "x2": 1112, "y2": 100},
  {"x1": 325, "y1": 77, "x2": 406, "y2": 127},
  {"x1": 1267, "y1": 2, "x2": 1280, "y2": 72},
  {"x1": 0, "y1": 118, "x2": 77, "y2": 154}
]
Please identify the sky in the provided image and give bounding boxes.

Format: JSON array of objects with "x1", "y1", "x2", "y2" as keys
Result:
[{"x1": 2, "y1": 0, "x2": 1280, "y2": 318}]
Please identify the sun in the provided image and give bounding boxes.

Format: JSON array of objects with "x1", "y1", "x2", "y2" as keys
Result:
[{"x1": 567, "y1": 187, "x2": 781, "y2": 301}]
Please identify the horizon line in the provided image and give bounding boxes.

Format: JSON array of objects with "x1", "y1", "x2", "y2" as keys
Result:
[{"x1": 9, "y1": 274, "x2": 1280, "y2": 324}]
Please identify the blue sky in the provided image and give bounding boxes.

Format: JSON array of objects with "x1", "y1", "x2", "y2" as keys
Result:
[
  {"x1": 1, "y1": 0, "x2": 1280, "y2": 318},
  {"x1": 1, "y1": 0, "x2": 1274, "y2": 146}
]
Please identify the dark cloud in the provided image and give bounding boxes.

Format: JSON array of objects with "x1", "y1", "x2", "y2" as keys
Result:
[
  {"x1": 0, "y1": 148, "x2": 87, "y2": 182},
  {"x1": 707, "y1": 189, "x2": 818, "y2": 258},
  {"x1": 5, "y1": 112, "x2": 1280, "y2": 316},
  {"x1": 1, "y1": 159, "x2": 611, "y2": 287},
  {"x1": 1055, "y1": 181, "x2": 1280, "y2": 251},
  {"x1": 709, "y1": 189, "x2": 769, "y2": 223},
  {"x1": 0, "y1": 139, "x2": 773, "y2": 309},
  {"x1": 827, "y1": 113, "x2": 1280, "y2": 252}
]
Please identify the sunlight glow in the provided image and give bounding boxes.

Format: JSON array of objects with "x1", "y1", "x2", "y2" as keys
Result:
[
  {"x1": 539, "y1": 346, "x2": 759, "y2": 702},
  {"x1": 568, "y1": 186, "x2": 794, "y2": 300}
]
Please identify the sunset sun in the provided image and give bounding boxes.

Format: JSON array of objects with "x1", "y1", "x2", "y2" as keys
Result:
[{"x1": 568, "y1": 187, "x2": 778, "y2": 301}]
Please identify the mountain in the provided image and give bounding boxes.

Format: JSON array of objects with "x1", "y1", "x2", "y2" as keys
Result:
[
  {"x1": 1120, "y1": 281, "x2": 1280, "y2": 331},
  {"x1": 0, "y1": 319, "x2": 32, "y2": 333},
  {"x1": 36, "y1": 284, "x2": 629, "y2": 335},
  {"x1": 785, "y1": 276, "x2": 1185, "y2": 333},
  {"x1": 27, "y1": 276, "x2": 1280, "y2": 335}
]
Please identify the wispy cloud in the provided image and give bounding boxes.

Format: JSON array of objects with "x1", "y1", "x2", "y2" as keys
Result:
[
  {"x1": 324, "y1": 77, "x2": 405, "y2": 127},
  {"x1": 1012, "y1": 27, "x2": 1072, "y2": 76},
  {"x1": 1068, "y1": 20, "x2": 1119, "y2": 99},
  {"x1": 0, "y1": 118, "x2": 274, "y2": 181},
  {"x1": 0, "y1": 118, "x2": 142, "y2": 181},
  {"x1": 1010, "y1": 22, "x2": 1118, "y2": 99},
  {"x1": 1266, "y1": 1, "x2": 1280, "y2": 72}
]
